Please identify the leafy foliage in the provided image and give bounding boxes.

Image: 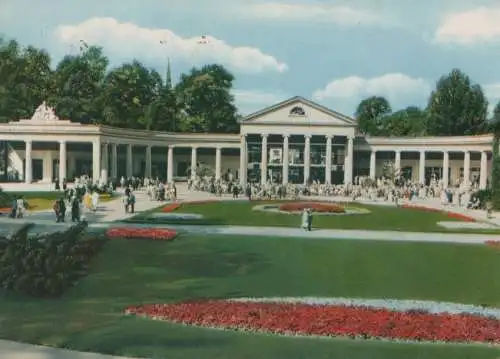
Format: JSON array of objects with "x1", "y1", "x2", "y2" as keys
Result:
[
  {"x1": 355, "y1": 96, "x2": 391, "y2": 135},
  {"x1": 0, "y1": 37, "x2": 239, "y2": 133},
  {"x1": 0, "y1": 222, "x2": 107, "y2": 297}
]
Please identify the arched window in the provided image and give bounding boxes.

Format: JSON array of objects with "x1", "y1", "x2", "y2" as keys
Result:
[{"x1": 289, "y1": 106, "x2": 306, "y2": 116}]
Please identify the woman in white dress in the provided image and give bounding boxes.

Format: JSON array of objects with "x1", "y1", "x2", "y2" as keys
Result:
[
  {"x1": 91, "y1": 191, "x2": 99, "y2": 213},
  {"x1": 301, "y1": 208, "x2": 309, "y2": 230}
]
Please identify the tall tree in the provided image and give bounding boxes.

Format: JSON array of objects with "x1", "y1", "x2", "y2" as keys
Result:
[
  {"x1": 175, "y1": 64, "x2": 239, "y2": 133},
  {"x1": 100, "y1": 60, "x2": 163, "y2": 129},
  {"x1": 426, "y1": 69, "x2": 488, "y2": 136},
  {"x1": 355, "y1": 96, "x2": 392, "y2": 135},
  {"x1": 0, "y1": 38, "x2": 52, "y2": 122},
  {"x1": 50, "y1": 44, "x2": 108, "y2": 124},
  {"x1": 381, "y1": 106, "x2": 427, "y2": 136}
]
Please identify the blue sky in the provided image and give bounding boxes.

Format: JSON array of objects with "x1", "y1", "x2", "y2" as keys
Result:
[{"x1": 2, "y1": 0, "x2": 500, "y2": 116}]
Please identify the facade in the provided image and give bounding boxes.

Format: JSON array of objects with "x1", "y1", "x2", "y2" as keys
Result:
[{"x1": 0, "y1": 97, "x2": 493, "y2": 189}]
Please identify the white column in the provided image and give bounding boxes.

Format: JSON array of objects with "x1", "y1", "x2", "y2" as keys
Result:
[
  {"x1": 126, "y1": 144, "x2": 133, "y2": 178},
  {"x1": 344, "y1": 136, "x2": 354, "y2": 184},
  {"x1": 25, "y1": 140, "x2": 32, "y2": 183},
  {"x1": 101, "y1": 143, "x2": 109, "y2": 184},
  {"x1": 59, "y1": 140, "x2": 67, "y2": 185},
  {"x1": 239, "y1": 135, "x2": 247, "y2": 185},
  {"x1": 463, "y1": 150, "x2": 470, "y2": 186},
  {"x1": 419, "y1": 150, "x2": 426, "y2": 185},
  {"x1": 92, "y1": 140, "x2": 101, "y2": 183},
  {"x1": 260, "y1": 134, "x2": 268, "y2": 184},
  {"x1": 394, "y1": 150, "x2": 401, "y2": 173},
  {"x1": 190, "y1": 146, "x2": 197, "y2": 180},
  {"x1": 145, "y1": 145, "x2": 152, "y2": 178},
  {"x1": 304, "y1": 135, "x2": 311, "y2": 184},
  {"x1": 369, "y1": 150, "x2": 376, "y2": 179},
  {"x1": 111, "y1": 144, "x2": 118, "y2": 179},
  {"x1": 167, "y1": 145, "x2": 174, "y2": 183},
  {"x1": 215, "y1": 146, "x2": 222, "y2": 180},
  {"x1": 282, "y1": 134, "x2": 289, "y2": 184},
  {"x1": 442, "y1": 151, "x2": 449, "y2": 188},
  {"x1": 480, "y1": 151, "x2": 488, "y2": 189},
  {"x1": 325, "y1": 135, "x2": 332, "y2": 184}
]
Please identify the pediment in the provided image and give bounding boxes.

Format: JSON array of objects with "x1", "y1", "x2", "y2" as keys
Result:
[{"x1": 241, "y1": 96, "x2": 356, "y2": 127}]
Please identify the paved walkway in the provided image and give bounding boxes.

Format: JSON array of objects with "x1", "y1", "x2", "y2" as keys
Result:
[{"x1": 0, "y1": 340, "x2": 137, "y2": 359}]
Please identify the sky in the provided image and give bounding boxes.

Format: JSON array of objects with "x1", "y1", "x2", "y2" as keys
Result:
[{"x1": 2, "y1": 0, "x2": 500, "y2": 116}]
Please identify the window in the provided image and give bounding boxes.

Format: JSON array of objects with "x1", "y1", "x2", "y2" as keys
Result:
[{"x1": 289, "y1": 106, "x2": 306, "y2": 116}]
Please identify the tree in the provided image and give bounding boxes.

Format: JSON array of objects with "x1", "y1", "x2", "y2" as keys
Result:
[
  {"x1": 381, "y1": 106, "x2": 427, "y2": 136},
  {"x1": 426, "y1": 69, "x2": 488, "y2": 136},
  {"x1": 355, "y1": 96, "x2": 392, "y2": 135},
  {"x1": 99, "y1": 60, "x2": 163, "y2": 129},
  {"x1": 0, "y1": 38, "x2": 52, "y2": 122},
  {"x1": 175, "y1": 64, "x2": 239, "y2": 133},
  {"x1": 50, "y1": 45, "x2": 108, "y2": 124}
]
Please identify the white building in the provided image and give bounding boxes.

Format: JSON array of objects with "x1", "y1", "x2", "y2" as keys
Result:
[{"x1": 0, "y1": 97, "x2": 493, "y2": 189}]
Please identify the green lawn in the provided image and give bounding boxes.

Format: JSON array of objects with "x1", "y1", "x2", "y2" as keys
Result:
[
  {"x1": 0, "y1": 235, "x2": 499, "y2": 359},
  {"x1": 132, "y1": 200, "x2": 496, "y2": 233}
]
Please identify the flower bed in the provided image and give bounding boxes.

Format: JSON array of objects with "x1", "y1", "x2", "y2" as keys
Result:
[
  {"x1": 125, "y1": 299, "x2": 500, "y2": 344},
  {"x1": 106, "y1": 227, "x2": 178, "y2": 241},
  {"x1": 162, "y1": 203, "x2": 180, "y2": 213},
  {"x1": 279, "y1": 202, "x2": 345, "y2": 213},
  {"x1": 485, "y1": 240, "x2": 500, "y2": 248},
  {"x1": 400, "y1": 204, "x2": 476, "y2": 222}
]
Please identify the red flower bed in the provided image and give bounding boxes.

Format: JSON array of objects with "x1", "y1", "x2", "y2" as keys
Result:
[
  {"x1": 279, "y1": 202, "x2": 345, "y2": 213},
  {"x1": 106, "y1": 227, "x2": 177, "y2": 241},
  {"x1": 125, "y1": 300, "x2": 500, "y2": 343},
  {"x1": 401, "y1": 205, "x2": 475, "y2": 222},
  {"x1": 485, "y1": 240, "x2": 500, "y2": 248},
  {"x1": 162, "y1": 203, "x2": 180, "y2": 213}
]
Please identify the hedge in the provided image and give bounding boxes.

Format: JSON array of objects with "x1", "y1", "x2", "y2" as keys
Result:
[{"x1": 0, "y1": 221, "x2": 107, "y2": 297}]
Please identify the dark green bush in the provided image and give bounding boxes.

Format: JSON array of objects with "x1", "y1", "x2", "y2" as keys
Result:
[
  {"x1": 471, "y1": 189, "x2": 492, "y2": 209},
  {"x1": 0, "y1": 221, "x2": 107, "y2": 297}
]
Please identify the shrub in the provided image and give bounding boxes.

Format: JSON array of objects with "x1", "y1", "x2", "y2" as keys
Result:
[
  {"x1": 0, "y1": 221, "x2": 107, "y2": 297},
  {"x1": 471, "y1": 189, "x2": 492, "y2": 209}
]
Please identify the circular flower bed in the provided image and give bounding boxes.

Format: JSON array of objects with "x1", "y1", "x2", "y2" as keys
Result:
[
  {"x1": 125, "y1": 298, "x2": 500, "y2": 344},
  {"x1": 106, "y1": 227, "x2": 178, "y2": 241},
  {"x1": 279, "y1": 202, "x2": 345, "y2": 213}
]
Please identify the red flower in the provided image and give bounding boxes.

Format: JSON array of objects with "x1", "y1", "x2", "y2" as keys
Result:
[
  {"x1": 106, "y1": 227, "x2": 177, "y2": 241},
  {"x1": 485, "y1": 240, "x2": 500, "y2": 248},
  {"x1": 162, "y1": 204, "x2": 180, "y2": 213},
  {"x1": 124, "y1": 300, "x2": 500, "y2": 344},
  {"x1": 401, "y1": 205, "x2": 476, "y2": 222},
  {"x1": 279, "y1": 202, "x2": 345, "y2": 213}
]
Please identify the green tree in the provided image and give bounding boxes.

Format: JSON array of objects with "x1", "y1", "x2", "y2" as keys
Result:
[
  {"x1": 175, "y1": 64, "x2": 239, "y2": 133},
  {"x1": 355, "y1": 96, "x2": 392, "y2": 135},
  {"x1": 381, "y1": 106, "x2": 427, "y2": 136},
  {"x1": 100, "y1": 60, "x2": 163, "y2": 129},
  {"x1": 426, "y1": 69, "x2": 488, "y2": 136},
  {"x1": 0, "y1": 38, "x2": 52, "y2": 122},
  {"x1": 50, "y1": 44, "x2": 108, "y2": 124}
]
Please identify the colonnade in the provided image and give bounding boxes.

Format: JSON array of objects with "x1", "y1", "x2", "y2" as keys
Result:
[
  {"x1": 22, "y1": 140, "x2": 228, "y2": 185},
  {"x1": 368, "y1": 149, "x2": 490, "y2": 189}
]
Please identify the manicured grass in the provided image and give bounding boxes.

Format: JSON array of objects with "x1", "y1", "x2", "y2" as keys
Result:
[
  {"x1": 0, "y1": 235, "x2": 499, "y2": 358},
  {"x1": 0, "y1": 191, "x2": 116, "y2": 211},
  {"x1": 135, "y1": 200, "x2": 494, "y2": 233}
]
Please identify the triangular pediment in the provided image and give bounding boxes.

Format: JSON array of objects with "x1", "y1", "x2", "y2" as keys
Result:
[{"x1": 241, "y1": 96, "x2": 356, "y2": 127}]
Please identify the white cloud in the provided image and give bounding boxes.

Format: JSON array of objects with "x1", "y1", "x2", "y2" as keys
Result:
[
  {"x1": 312, "y1": 73, "x2": 430, "y2": 114},
  {"x1": 243, "y1": 3, "x2": 383, "y2": 26},
  {"x1": 232, "y1": 89, "x2": 288, "y2": 115},
  {"x1": 434, "y1": 6, "x2": 500, "y2": 44},
  {"x1": 54, "y1": 17, "x2": 288, "y2": 73}
]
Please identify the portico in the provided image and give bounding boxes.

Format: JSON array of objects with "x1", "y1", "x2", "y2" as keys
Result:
[{"x1": 240, "y1": 97, "x2": 358, "y2": 185}]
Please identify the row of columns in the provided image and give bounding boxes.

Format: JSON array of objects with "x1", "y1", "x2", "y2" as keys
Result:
[
  {"x1": 368, "y1": 149, "x2": 489, "y2": 189},
  {"x1": 249, "y1": 134, "x2": 355, "y2": 185}
]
